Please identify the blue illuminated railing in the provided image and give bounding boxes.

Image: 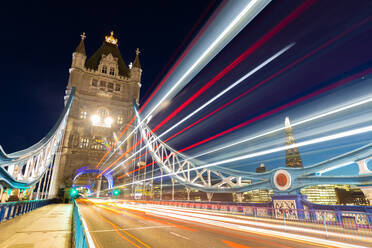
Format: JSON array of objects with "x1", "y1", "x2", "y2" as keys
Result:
[
  {"x1": 0, "y1": 199, "x2": 56, "y2": 222},
  {"x1": 73, "y1": 200, "x2": 94, "y2": 248}
]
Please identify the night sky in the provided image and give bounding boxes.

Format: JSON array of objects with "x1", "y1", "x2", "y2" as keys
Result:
[{"x1": 0, "y1": 0, "x2": 217, "y2": 153}]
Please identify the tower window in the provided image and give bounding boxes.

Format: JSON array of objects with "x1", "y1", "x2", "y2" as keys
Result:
[
  {"x1": 79, "y1": 138, "x2": 89, "y2": 149},
  {"x1": 80, "y1": 111, "x2": 87, "y2": 119},
  {"x1": 92, "y1": 79, "x2": 98, "y2": 87},
  {"x1": 117, "y1": 116, "x2": 123, "y2": 125},
  {"x1": 108, "y1": 82, "x2": 114, "y2": 92},
  {"x1": 101, "y1": 66, "x2": 107, "y2": 74},
  {"x1": 98, "y1": 108, "x2": 108, "y2": 118},
  {"x1": 115, "y1": 84, "x2": 121, "y2": 92},
  {"x1": 100, "y1": 81, "x2": 106, "y2": 90},
  {"x1": 109, "y1": 67, "x2": 115, "y2": 75}
]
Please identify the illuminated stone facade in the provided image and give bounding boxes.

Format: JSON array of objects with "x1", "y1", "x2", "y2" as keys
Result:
[{"x1": 56, "y1": 32, "x2": 141, "y2": 188}]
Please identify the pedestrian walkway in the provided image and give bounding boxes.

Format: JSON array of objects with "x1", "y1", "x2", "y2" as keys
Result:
[{"x1": 0, "y1": 204, "x2": 72, "y2": 248}]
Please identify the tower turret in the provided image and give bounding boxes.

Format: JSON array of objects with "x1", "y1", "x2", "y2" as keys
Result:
[
  {"x1": 72, "y1": 32, "x2": 87, "y2": 69},
  {"x1": 130, "y1": 48, "x2": 142, "y2": 82}
]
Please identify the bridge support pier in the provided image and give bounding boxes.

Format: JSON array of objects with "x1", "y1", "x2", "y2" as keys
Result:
[{"x1": 186, "y1": 188, "x2": 190, "y2": 201}]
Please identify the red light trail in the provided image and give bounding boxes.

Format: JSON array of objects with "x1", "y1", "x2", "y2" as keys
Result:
[
  {"x1": 115, "y1": 12, "x2": 369, "y2": 179},
  {"x1": 151, "y1": 0, "x2": 318, "y2": 134}
]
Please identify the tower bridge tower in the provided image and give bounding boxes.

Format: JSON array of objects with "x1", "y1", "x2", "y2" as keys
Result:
[{"x1": 56, "y1": 32, "x2": 142, "y2": 188}]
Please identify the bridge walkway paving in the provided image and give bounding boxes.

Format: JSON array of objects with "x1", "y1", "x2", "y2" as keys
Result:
[{"x1": 0, "y1": 203, "x2": 72, "y2": 248}]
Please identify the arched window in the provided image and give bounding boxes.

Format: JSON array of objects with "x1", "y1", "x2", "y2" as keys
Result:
[
  {"x1": 98, "y1": 108, "x2": 108, "y2": 118},
  {"x1": 101, "y1": 66, "x2": 107, "y2": 74},
  {"x1": 109, "y1": 67, "x2": 115, "y2": 75}
]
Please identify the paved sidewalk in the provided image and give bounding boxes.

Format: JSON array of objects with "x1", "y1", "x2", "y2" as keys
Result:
[{"x1": 0, "y1": 204, "x2": 72, "y2": 248}]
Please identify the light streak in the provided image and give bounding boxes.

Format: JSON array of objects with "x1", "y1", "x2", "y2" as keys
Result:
[
  {"x1": 151, "y1": 0, "x2": 318, "y2": 133},
  {"x1": 178, "y1": 124, "x2": 372, "y2": 173},
  {"x1": 178, "y1": 68, "x2": 372, "y2": 153},
  {"x1": 98, "y1": 0, "x2": 275, "y2": 174},
  {"x1": 154, "y1": 43, "x2": 294, "y2": 142},
  {"x1": 118, "y1": 84, "x2": 372, "y2": 179},
  {"x1": 113, "y1": 15, "x2": 370, "y2": 177},
  {"x1": 117, "y1": 121, "x2": 372, "y2": 187},
  {"x1": 110, "y1": 44, "x2": 294, "y2": 174},
  {"x1": 140, "y1": 0, "x2": 223, "y2": 105},
  {"x1": 94, "y1": 1, "x2": 228, "y2": 170},
  {"x1": 117, "y1": 68, "x2": 371, "y2": 178},
  {"x1": 91, "y1": 200, "x2": 369, "y2": 248},
  {"x1": 187, "y1": 95, "x2": 372, "y2": 161}
]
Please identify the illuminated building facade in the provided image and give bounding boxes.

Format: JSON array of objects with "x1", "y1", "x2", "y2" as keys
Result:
[
  {"x1": 301, "y1": 185, "x2": 370, "y2": 205},
  {"x1": 56, "y1": 32, "x2": 141, "y2": 188}
]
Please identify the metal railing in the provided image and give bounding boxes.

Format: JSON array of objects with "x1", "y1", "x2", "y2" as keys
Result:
[
  {"x1": 73, "y1": 200, "x2": 95, "y2": 248},
  {"x1": 0, "y1": 199, "x2": 57, "y2": 222}
]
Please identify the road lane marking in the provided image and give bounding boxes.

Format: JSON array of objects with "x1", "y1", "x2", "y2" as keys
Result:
[
  {"x1": 98, "y1": 214, "x2": 143, "y2": 248},
  {"x1": 222, "y1": 240, "x2": 251, "y2": 248},
  {"x1": 169, "y1": 231, "x2": 190, "y2": 240}
]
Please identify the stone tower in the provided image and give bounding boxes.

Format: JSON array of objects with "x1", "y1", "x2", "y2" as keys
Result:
[
  {"x1": 56, "y1": 32, "x2": 142, "y2": 188},
  {"x1": 285, "y1": 117, "x2": 303, "y2": 168}
]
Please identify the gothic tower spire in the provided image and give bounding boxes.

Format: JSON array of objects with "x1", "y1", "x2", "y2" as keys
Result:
[
  {"x1": 132, "y1": 48, "x2": 141, "y2": 68},
  {"x1": 285, "y1": 117, "x2": 303, "y2": 168},
  {"x1": 74, "y1": 32, "x2": 86, "y2": 54},
  {"x1": 72, "y1": 32, "x2": 87, "y2": 69}
]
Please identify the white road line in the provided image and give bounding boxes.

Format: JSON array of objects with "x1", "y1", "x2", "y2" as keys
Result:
[{"x1": 169, "y1": 231, "x2": 190, "y2": 240}]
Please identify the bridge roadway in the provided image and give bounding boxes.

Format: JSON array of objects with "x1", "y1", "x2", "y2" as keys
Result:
[{"x1": 77, "y1": 199, "x2": 366, "y2": 248}]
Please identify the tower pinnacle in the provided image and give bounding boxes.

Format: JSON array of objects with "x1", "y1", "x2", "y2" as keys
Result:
[
  {"x1": 74, "y1": 32, "x2": 86, "y2": 55},
  {"x1": 132, "y1": 48, "x2": 141, "y2": 68}
]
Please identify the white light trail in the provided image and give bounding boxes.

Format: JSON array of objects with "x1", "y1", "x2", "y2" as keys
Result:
[
  {"x1": 98, "y1": 0, "x2": 271, "y2": 170},
  {"x1": 113, "y1": 94, "x2": 372, "y2": 176},
  {"x1": 117, "y1": 123, "x2": 372, "y2": 187},
  {"x1": 177, "y1": 124, "x2": 372, "y2": 173},
  {"x1": 190, "y1": 97, "x2": 372, "y2": 161},
  {"x1": 110, "y1": 44, "x2": 294, "y2": 173},
  {"x1": 92, "y1": 200, "x2": 369, "y2": 248}
]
